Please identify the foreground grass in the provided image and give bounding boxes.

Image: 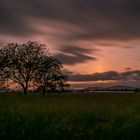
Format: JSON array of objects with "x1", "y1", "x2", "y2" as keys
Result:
[{"x1": 0, "y1": 93, "x2": 140, "y2": 140}]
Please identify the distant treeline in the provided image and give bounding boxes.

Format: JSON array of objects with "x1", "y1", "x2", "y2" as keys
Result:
[{"x1": 71, "y1": 87, "x2": 140, "y2": 94}]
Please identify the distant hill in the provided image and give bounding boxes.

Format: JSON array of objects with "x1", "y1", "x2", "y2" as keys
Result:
[
  {"x1": 83, "y1": 86, "x2": 104, "y2": 91},
  {"x1": 82, "y1": 85, "x2": 137, "y2": 91},
  {"x1": 107, "y1": 86, "x2": 135, "y2": 90}
]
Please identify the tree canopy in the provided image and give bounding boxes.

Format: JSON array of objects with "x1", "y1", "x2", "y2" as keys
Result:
[
  {"x1": 36, "y1": 56, "x2": 69, "y2": 94},
  {"x1": 0, "y1": 41, "x2": 69, "y2": 94}
]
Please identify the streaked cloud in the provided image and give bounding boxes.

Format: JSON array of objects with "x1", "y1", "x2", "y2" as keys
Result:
[
  {"x1": 55, "y1": 45, "x2": 97, "y2": 65},
  {"x1": 0, "y1": 0, "x2": 140, "y2": 40}
]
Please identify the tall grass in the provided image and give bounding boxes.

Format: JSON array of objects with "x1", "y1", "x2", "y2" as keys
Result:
[{"x1": 0, "y1": 93, "x2": 140, "y2": 139}]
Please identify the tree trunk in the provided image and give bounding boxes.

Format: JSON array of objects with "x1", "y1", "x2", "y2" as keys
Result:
[
  {"x1": 42, "y1": 87, "x2": 46, "y2": 95},
  {"x1": 23, "y1": 87, "x2": 28, "y2": 95},
  {"x1": 23, "y1": 82, "x2": 28, "y2": 95}
]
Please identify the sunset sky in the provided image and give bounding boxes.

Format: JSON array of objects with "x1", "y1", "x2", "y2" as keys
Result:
[{"x1": 0, "y1": 0, "x2": 140, "y2": 88}]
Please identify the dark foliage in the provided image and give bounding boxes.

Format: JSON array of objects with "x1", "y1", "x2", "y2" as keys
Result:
[{"x1": 0, "y1": 41, "x2": 69, "y2": 94}]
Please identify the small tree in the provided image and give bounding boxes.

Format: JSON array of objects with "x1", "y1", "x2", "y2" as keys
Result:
[{"x1": 36, "y1": 56, "x2": 69, "y2": 94}]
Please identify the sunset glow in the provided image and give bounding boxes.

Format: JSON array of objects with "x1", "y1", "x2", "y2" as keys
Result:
[{"x1": 0, "y1": 0, "x2": 140, "y2": 88}]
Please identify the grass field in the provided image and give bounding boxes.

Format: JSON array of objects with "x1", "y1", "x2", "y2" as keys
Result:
[{"x1": 0, "y1": 92, "x2": 140, "y2": 140}]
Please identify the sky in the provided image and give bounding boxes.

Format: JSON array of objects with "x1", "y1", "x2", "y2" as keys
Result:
[{"x1": 0, "y1": 0, "x2": 140, "y2": 88}]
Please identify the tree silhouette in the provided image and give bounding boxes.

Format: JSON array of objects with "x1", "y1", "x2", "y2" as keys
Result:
[
  {"x1": 36, "y1": 56, "x2": 69, "y2": 94},
  {"x1": 0, "y1": 41, "x2": 69, "y2": 94}
]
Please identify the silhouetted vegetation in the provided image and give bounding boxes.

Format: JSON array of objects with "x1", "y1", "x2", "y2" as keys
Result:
[
  {"x1": 0, "y1": 41, "x2": 69, "y2": 94},
  {"x1": 35, "y1": 56, "x2": 69, "y2": 95}
]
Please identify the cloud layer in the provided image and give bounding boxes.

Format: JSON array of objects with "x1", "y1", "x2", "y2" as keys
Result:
[
  {"x1": 68, "y1": 70, "x2": 140, "y2": 82},
  {"x1": 0, "y1": 0, "x2": 140, "y2": 40}
]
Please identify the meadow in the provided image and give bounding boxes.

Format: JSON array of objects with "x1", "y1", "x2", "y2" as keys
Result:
[{"x1": 0, "y1": 92, "x2": 140, "y2": 140}]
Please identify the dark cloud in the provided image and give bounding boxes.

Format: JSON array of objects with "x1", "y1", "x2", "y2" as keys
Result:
[
  {"x1": 55, "y1": 45, "x2": 97, "y2": 65},
  {"x1": 0, "y1": 1, "x2": 40, "y2": 36},
  {"x1": 122, "y1": 70, "x2": 140, "y2": 80},
  {"x1": 0, "y1": 0, "x2": 140, "y2": 40},
  {"x1": 68, "y1": 70, "x2": 140, "y2": 82}
]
